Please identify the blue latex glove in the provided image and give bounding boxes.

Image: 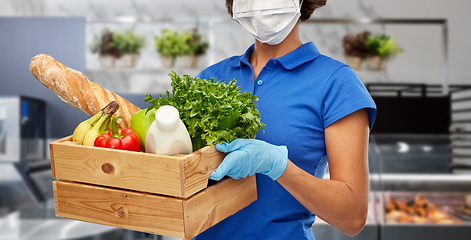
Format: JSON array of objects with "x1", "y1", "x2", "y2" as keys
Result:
[{"x1": 210, "y1": 139, "x2": 288, "y2": 181}]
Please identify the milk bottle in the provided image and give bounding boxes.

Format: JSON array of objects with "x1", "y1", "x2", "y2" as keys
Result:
[{"x1": 145, "y1": 105, "x2": 193, "y2": 155}]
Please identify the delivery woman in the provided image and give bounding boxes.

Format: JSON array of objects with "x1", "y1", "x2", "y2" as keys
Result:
[{"x1": 194, "y1": 0, "x2": 376, "y2": 239}]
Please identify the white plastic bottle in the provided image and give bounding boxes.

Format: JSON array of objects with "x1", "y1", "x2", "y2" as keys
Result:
[{"x1": 145, "y1": 105, "x2": 193, "y2": 155}]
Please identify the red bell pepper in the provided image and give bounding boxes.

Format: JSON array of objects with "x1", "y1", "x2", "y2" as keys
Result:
[{"x1": 94, "y1": 115, "x2": 141, "y2": 152}]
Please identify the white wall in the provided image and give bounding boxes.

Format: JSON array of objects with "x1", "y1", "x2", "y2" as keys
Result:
[
  {"x1": 323, "y1": 0, "x2": 471, "y2": 85},
  {"x1": 1, "y1": 0, "x2": 470, "y2": 87},
  {"x1": 0, "y1": 0, "x2": 43, "y2": 16}
]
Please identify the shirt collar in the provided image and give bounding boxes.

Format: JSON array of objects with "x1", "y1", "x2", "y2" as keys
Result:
[
  {"x1": 226, "y1": 44, "x2": 254, "y2": 67},
  {"x1": 226, "y1": 42, "x2": 321, "y2": 69}
]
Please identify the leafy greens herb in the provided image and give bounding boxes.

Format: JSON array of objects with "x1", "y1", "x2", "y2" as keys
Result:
[{"x1": 145, "y1": 71, "x2": 265, "y2": 151}]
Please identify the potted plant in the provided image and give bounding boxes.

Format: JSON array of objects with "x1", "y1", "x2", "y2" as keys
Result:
[
  {"x1": 342, "y1": 31, "x2": 371, "y2": 70},
  {"x1": 177, "y1": 29, "x2": 209, "y2": 68},
  {"x1": 154, "y1": 29, "x2": 181, "y2": 68},
  {"x1": 113, "y1": 29, "x2": 146, "y2": 68},
  {"x1": 89, "y1": 28, "x2": 120, "y2": 68},
  {"x1": 366, "y1": 34, "x2": 403, "y2": 71}
]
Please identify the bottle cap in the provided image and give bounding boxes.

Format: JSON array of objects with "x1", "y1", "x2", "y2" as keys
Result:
[{"x1": 155, "y1": 105, "x2": 180, "y2": 131}]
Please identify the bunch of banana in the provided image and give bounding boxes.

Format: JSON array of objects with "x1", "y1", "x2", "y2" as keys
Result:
[{"x1": 72, "y1": 101, "x2": 120, "y2": 146}]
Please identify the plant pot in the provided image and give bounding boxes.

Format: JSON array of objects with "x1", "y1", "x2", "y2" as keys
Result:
[
  {"x1": 161, "y1": 56, "x2": 175, "y2": 68},
  {"x1": 99, "y1": 55, "x2": 115, "y2": 69},
  {"x1": 346, "y1": 56, "x2": 363, "y2": 70},
  {"x1": 177, "y1": 55, "x2": 198, "y2": 68},
  {"x1": 115, "y1": 53, "x2": 138, "y2": 68},
  {"x1": 368, "y1": 56, "x2": 385, "y2": 71}
]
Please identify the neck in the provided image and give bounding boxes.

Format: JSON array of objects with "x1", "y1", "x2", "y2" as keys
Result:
[
  {"x1": 250, "y1": 23, "x2": 303, "y2": 68},
  {"x1": 249, "y1": 23, "x2": 303, "y2": 80}
]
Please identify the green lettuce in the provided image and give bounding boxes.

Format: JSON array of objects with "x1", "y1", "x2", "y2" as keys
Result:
[{"x1": 145, "y1": 71, "x2": 265, "y2": 151}]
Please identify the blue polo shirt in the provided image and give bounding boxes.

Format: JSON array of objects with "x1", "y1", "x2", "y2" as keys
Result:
[{"x1": 193, "y1": 42, "x2": 376, "y2": 240}]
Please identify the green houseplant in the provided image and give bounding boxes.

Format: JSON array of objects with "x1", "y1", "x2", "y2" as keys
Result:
[
  {"x1": 366, "y1": 34, "x2": 403, "y2": 70},
  {"x1": 178, "y1": 29, "x2": 209, "y2": 68},
  {"x1": 113, "y1": 29, "x2": 146, "y2": 68},
  {"x1": 90, "y1": 28, "x2": 146, "y2": 68},
  {"x1": 89, "y1": 28, "x2": 120, "y2": 68},
  {"x1": 342, "y1": 31, "x2": 371, "y2": 70},
  {"x1": 154, "y1": 29, "x2": 181, "y2": 68}
]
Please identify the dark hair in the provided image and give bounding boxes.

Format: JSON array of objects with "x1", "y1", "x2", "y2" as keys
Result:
[{"x1": 225, "y1": 0, "x2": 327, "y2": 22}]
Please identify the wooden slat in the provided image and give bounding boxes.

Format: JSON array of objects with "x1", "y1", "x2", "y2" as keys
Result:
[
  {"x1": 50, "y1": 137, "x2": 184, "y2": 196},
  {"x1": 50, "y1": 142, "x2": 57, "y2": 179},
  {"x1": 50, "y1": 136, "x2": 78, "y2": 178},
  {"x1": 54, "y1": 180, "x2": 186, "y2": 239},
  {"x1": 180, "y1": 146, "x2": 227, "y2": 198},
  {"x1": 183, "y1": 175, "x2": 257, "y2": 239},
  {"x1": 50, "y1": 136, "x2": 225, "y2": 198},
  {"x1": 54, "y1": 176, "x2": 257, "y2": 239}
]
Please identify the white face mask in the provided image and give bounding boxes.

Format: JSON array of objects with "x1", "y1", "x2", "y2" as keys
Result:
[{"x1": 233, "y1": 0, "x2": 301, "y2": 45}]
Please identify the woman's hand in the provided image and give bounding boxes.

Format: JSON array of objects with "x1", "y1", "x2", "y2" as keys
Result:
[
  {"x1": 210, "y1": 139, "x2": 288, "y2": 181},
  {"x1": 211, "y1": 109, "x2": 370, "y2": 237}
]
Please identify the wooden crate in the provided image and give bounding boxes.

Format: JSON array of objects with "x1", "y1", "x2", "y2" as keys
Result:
[{"x1": 50, "y1": 136, "x2": 257, "y2": 239}]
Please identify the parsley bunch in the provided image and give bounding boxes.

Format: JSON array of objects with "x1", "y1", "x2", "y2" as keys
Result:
[{"x1": 145, "y1": 71, "x2": 265, "y2": 151}]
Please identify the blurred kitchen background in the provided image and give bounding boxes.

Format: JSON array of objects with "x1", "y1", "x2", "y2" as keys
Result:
[{"x1": 1, "y1": 0, "x2": 471, "y2": 239}]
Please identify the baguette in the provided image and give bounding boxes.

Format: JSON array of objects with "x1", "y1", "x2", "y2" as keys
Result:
[{"x1": 30, "y1": 54, "x2": 140, "y2": 128}]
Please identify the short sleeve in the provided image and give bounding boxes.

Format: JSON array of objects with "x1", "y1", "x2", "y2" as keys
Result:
[{"x1": 322, "y1": 66, "x2": 377, "y2": 130}]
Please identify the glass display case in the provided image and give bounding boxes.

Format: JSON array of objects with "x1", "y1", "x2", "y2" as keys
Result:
[
  {"x1": 313, "y1": 83, "x2": 471, "y2": 240},
  {"x1": 368, "y1": 84, "x2": 471, "y2": 240},
  {"x1": 371, "y1": 152, "x2": 471, "y2": 240}
]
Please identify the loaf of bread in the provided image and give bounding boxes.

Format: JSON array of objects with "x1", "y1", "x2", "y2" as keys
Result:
[{"x1": 30, "y1": 54, "x2": 140, "y2": 128}]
